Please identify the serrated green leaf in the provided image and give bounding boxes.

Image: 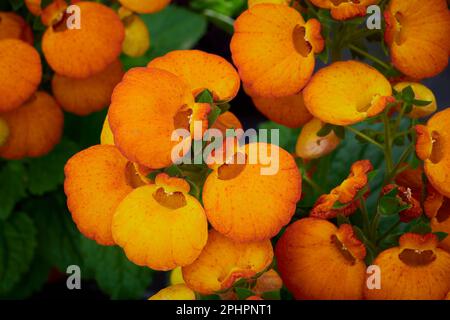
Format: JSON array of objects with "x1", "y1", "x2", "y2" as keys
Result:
[
  {"x1": 24, "y1": 195, "x2": 83, "y2": 272},
  {"x1": 81, "y1": 237, "x2": 153, "y2": 299},
  {"x1": 0, "y1": 213, "x2": 37, "y2": 294},
  {"x1": 25, "y1": 139, "x2": 79, "y2": 195},
  {"x1": 0, "y1": 162, "x2": 27, "y2": 220}
]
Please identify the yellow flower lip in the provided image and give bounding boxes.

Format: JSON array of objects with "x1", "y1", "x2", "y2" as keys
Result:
[
  {"x1": 231, "y1": 4, "x2": 324, "y2": 98},
  {"x1": 118, "y1": 0, "x2": 171, "y2": 14},
  {"x1": 182, "y1": 230, "x2": 273, "y2": 295},
  {"x1": 384, "y1": 0, "x2": 450, "y2": 79},
  {"x1": 303, "y1": 60, "x2": 393, "y2": 126},
  {"x1": 112, "y1": 181, "x2": 208, "y2": 270},
  {"x1": 149, "y1": 284, "x2": 196, "y2": 300}
]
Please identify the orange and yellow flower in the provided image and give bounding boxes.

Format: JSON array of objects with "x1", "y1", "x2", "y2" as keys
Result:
[
  {"x1": 303, "y1": 61, "x2": 393, "y2": 126},
  {"x1": 0, "y1": 12, "x2": 33, "y2": 44},
  {"x1": 384, "y1": 0, "x2": 450, "y2": 79},
  {"x1": 251, "y1": 91, "x2": 313, "y2": 129},
  {"x1": 310, "y1": 160, "x2": 372, "y2": 219},
  {"x1": 309, "y1": 0, "x2": 379, "y2": 21},
  {"x1": 52, "y1": 59, "x2": 124, "y2": 115},
  {"x1": 382, "y1": 184, "x2": 422, "y2": 222},
  {"x1": 109, "y1": 50, "x2": 239, "y2": 169},
  {"x1": 112, "y1": 173, "x2": 208, "y2": 270},
  {"x1": 119, "y1": 8, "x2": 150, "y2": 58},
  {"x1": 149, "y1": 284, "x2": 196, "y2": 300},
  {"x1": 202, "y1": 142, "x2": 301, "y2": 242},
  {"x1": 118, "y1": 0, "x2": 171, "y2": 14},
  {"x1": 0, "y1": 91, "x2": 63, "y2": 159},
  {"x1": 64, "y1": 145, "x2": 145, "y2": 245},
  {"x1": 364, "y1": 233, "x2": 450, "y2": 300},
  {"x1": 231, "y1": 4, "x2": 324, "y2": 98},
  {"x1": 0, "y1": 39, "x2": 42, "y2": 112},
  {"x1": 182, "y1": 229, "x2": 273, "y2": 295},
  {"x1": 276, "y1": 218, "x2": 366, "y2": 300},
  {"x1": 296, "y1": 118, "x2": 340, "y2": 159},
  {"x1": 415, "y1": 108, "x2": 450, "y2": 198},
  {"x1": 42, "y1": 1, "x2": 124, "y2": 78}
]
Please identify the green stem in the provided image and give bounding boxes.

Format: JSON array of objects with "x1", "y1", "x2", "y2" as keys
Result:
[
  {"x1": 303, "y1": 174, "x2": 325, "y2": 194},
  {"x1": 376, "y1": 220, "x2": 401, "y2": 245},
  {"x1": 359, "y1": 195, "x2": 371, "y2": 235},
  {"x1": 348, "y1": 44, "x2": 391, "y2": 71},
  {"x1": 384, "y1": 144, "x2": 414, "y2": 184},
  {"x1": 346, "y1": 126, "x2": 384, "y2": 150},
  {"x1": 382, "y1": 113, "x2": 394, "y2": 175},
  {"x1": 370, "y1": 210, "x2": 381, "y2": 242}
]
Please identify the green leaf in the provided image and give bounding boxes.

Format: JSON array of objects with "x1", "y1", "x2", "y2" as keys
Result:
[
  {"x1": 196, "y1": 89, "x2": 214, "y2": 103},
  {"x1": 190, "y1": 0, "x2": 245, "y2": 17},
  {"x1": 0, "y1": 213, "x2": 37, "y2": 294},
  {"x1": 261, "y1": 290, "x2": 281, "y2": 300},
  {"x1": 208, "y1": 105, "x2": 222, "y2": 127},
  {"x1": 332, "y1": 126, "x2": 346, "y2": 140},
  {"x1": 412, "y1": 99, "x2": 432, "y2": 107},
  {"x1": 24, "y1": 195, "x2": 83, "y2": 272},
  {"x1": 8, "y1": 0, "x2": 24, "y2": 10},
  {"x1": 81, "y1": 237, "x2": 153, "y2": 299},
  {"x1": 316, "y1": 123, "x2": 333, "y2": 137},
  {"x1": 257, "y1": 121, "x2": 300, "y2": 154},
  {"x1": 25, "y1": 139, "x2": 79, "y2": 195},
  {"x1": 408, "y1": 222, "x2": 432, "y2": 235},
  {"x1": 434, "y1": 232, "x2": 448, "y2": 242},
  {"x1": 401, "y1": 85, "x2": 415, "y2": 102},
  {"x1": 121, "y1": 6, "x2": 207, "y2": 69},
  {"x1": 0, "y1": 162, "x2": 27, "y2": 220},
  {"x1": 234, "y1": 287, "x2": 254, "y2": 300},
  {"x1": 378, "y1": 196, "x2": 400, "y2": 215}
]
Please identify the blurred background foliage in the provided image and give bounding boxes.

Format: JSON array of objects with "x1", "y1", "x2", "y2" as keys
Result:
[{"x1": 0, "y1": 0, "x2": 449, "y2": 300}]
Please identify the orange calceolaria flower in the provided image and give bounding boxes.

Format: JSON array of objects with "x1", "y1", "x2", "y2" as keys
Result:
[
  {"x1": 108, "y1": 67, "x2": 200, "y2": 169},
  {"x1": 252, "y1": 269, "x2": 283, "y2": 295},
  {"x1": 0, "y1": 92, "x2": 63, "y2": 159},
  {"x1": 0, "y1": 39, "x2": 42, "y2": 112},
  {"x1": 0, "y1": 12, "x2": 33, "y2": 44},
  {"x1": 148, "y1": 284, "x2": 196, "y2": 300},
  {"x1": 210, "y1": 111, "x2": 243, "y2": 135},
  {"x1": 202, "y1": 142, "x2": 301, "y2": 242},
  {"x1": 309, "y1": 0, "x2": 379, "y2": 21},
  {"x1": 109, "y1": 50, "x2": 239, "y2": 169},
  {"x1": 42, "y1": 1, "x2": 125, "y2": 79},
  {"x1": 415, "y1": 108, "x2": 450, "y2": 198},
  {"x1": 424, "y1": 186, "x2": 450, "y2": 253},
  {"x1": 365, "y1": 233, "x2": 450, "y2": 300},
  {"x1": 52, "y1": 60, "x2": 124, "y2": 116},
  {"x1": 384, "y1": 0, "x2": 450, "y2": 79},
  {"x1": 112, "y1": 173, "x2": 208, "y2": 271},
  {"x1": 276, "y1": 218, "x2": 366, "y2": 300},
  {"x1": 382, "y1": 184, "x2": 422, "y2": 223},
  {"x1": 64, "y1": 145, "x2": 150, "y2": 245},
  {"x1": 118, "y1": 0, "x2": 171, "y2": 14},
  {"x1": 393, "y1": 82, "x2": 437, "y2": 119},
  {"x1": 119, "y1": 8, "x2": 150, "y2": 58},
  {"x1": 230, "y1": 4, "x2": 324, "y2": 98},
  {"x1": 296, "y1": 118, "x2": 340, "y2": 160},
  {"x1": 25, "y1": 0, "x2": 42, "y2": 16},
  {"x1": 250, "y1": 91, "x2": 313, "y2": 129},
  {"x1": 148, "y1": 50, "x2": 240, "y2": 102},
  {"x1": 182, "y1": 230, "x2": 273, "y2": 295},
  {"x1": 303, "y1": 61, "x2": 393, "y2": 126},
  {"x1": 310, "y1": 160, "x2": 373, "y2": 219}
]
